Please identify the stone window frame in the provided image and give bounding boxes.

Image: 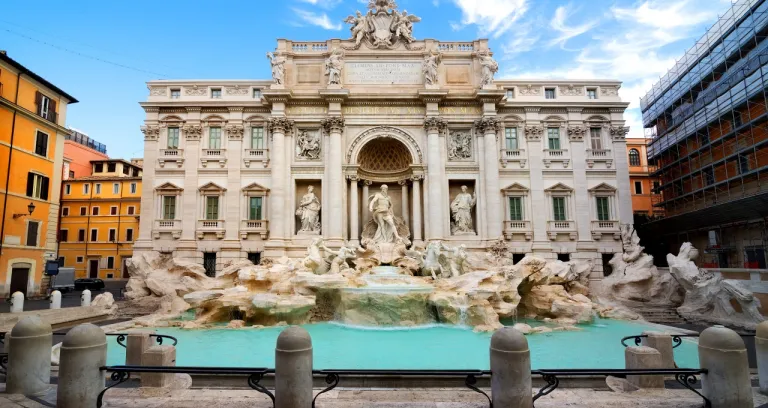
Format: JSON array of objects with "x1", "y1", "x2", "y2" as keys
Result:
[
  {"x1": 588, "y1": 183, "x2": 618, "y2": 222},
  {"x1": 245, "y1": 115, "x2": 269, "y2": 150},
  {"x1": 501, "y1": 115, "x2": 524, "y2": 151},
  {"x1": 159, "y1": 115, "x2": 186, "y2": 150},
  {"x1": 583, "y1": 115, "x2": 610, "y2": 152},
  {"x1": 544, "y1": 182, "x2": 574, "y2": 222},
  {"x1": 202, "y1": 115, "x2": 228, "y2": 150},
  {"x1": 542, "y1": 115, "x2": 567, "y2": 151},
  {"x1": 242, "y1": 183, "x2": 270, "y2": 221},
  {"x1": 154, "y1": 182, "x2": 183, "y2": 220},
  {"x1": 198, "y1": 182, "x2": 227, "y2": 221}
]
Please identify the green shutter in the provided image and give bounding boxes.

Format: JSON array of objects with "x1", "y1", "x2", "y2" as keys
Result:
[
  {"x1": 209, "y1": 127, "x2": 221, "y2": 149},
  {"x1": 249, "y1": 197, "x2": 263, "y2": 220},
  {"x1": 206, "y1": 196, "x2": 219, "y2": 220},
  {"x1": 252, "y1": 127, "x2": 264, "y2": 149},
  {"x1": 168, "y1": 127, "x2": 179, "y2": 148},
  {"x1": 163, "y1": 196, "x2": 176, "y2": 219},
  {"x1": 553, "y1": 197, "x2": 566, "y2": 221},
  {"x1": 505, "y1": 128, "x2": 518, "y2": 150},
  {"x1": 596, "y1": 197, "x2": 610, "y2": 221},
  {"x1": 548, "y1": 128, "x2": 560, "y2": 150},
  {"x1": 509, "y1": 197, "x2": 522, "y2": 221}
]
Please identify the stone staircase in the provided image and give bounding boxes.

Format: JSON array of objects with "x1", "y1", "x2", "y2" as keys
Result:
[{"x1": 633, "y1": 306, "x2": 688, "y2": 325}]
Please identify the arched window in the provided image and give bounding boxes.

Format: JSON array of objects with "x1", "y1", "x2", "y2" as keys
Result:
[{"x1": 628, "y1": 149, "x2": 641, "y2": 166}]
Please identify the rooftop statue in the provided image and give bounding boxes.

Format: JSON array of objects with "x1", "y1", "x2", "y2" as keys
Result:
[
  {"x1": 478, "y1": 50, "x2": 499, "y2": 87},
  {"x1": 266, "y1": 52, "x2": 286, "y2": 85},
  {"x1": 343, "y1": 1, "x2": 421, "y2": 49},
  {"x1": 325, "y1": 48, "x2": 344, "y2": 86}
]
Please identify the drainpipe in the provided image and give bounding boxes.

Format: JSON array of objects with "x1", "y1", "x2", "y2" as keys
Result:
[
  {"x1": 0, "y1": 72, "x2": 23, "y2": 270},
  {"x1": 115, "y1": 179, "x2": 123, "y2": 278}
]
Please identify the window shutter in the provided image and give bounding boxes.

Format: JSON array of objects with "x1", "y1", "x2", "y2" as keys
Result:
[
  {"x1": 49, "y1": 99, "x2": 56, "y2": 114},
  {"x1": 26, "y1": 222, "x2": 39, "y2": 246},
  {"x1": 26, "y1": 173, "x2": 34, "y2": 197},
  {"x1": 100, "y1": 258, "x2": 108, "y2": 268},
  {"x1": 40, "y1": 176, "x2": 49, "y2": 200},
  {"x1": 35, "y1": 91, "x2": 42, "y2": 114}
]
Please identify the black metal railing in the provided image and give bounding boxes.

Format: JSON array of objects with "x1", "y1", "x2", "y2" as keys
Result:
[
  {"x1": 0, "y1": 353, "x2": 7, "y2": 374},
  {"x1": 98, "y1": 365, "x2": 274, "y2": 408},
  {"x1": 104, "y1": 333, "x2": 178, "y2": 348},
  {"x1": 621, "y1": 333, "x2": 755, "y2": 349},
  {"x1": 311, "y1": 369, "x2": 492, "y2": 408}
]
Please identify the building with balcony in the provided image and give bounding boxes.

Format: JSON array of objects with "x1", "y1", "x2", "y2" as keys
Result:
[
  {"x1": 63, "y1": 128, "x2": 109, "y2": 179},
  {"x1": 0, "y1": 51, "x2": 78, "y2": 297},
  {"x1": 641, "y1": 0, "x2": 768, "y2": 268},
  {"x1": 135, "y1": 3, "x2": 632, "y2": 282},
  {"x1": 58, "y1": 159, "x2": 142, "y2": 279},
  {"x1": 626, "y1": 138, "x2": 663, "y2": 219}
]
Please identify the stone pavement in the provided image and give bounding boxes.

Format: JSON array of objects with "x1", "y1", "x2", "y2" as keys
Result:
[{"x1": 0, "y1": 306, "x2": 113, "y2": 333}]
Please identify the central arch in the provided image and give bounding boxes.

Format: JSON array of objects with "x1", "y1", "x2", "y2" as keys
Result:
[{"x1": 347, "y1": 126, "x2": 423, "y2": 165}]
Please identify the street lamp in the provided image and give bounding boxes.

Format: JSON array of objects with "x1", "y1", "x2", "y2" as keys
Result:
[{"x1": 13, "y1": 202, "x2": 36, "y2": 219}]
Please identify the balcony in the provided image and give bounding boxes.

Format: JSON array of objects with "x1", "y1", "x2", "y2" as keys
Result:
[
  {"x1": 197, "y1": 219, "x2": 225, "y2": 239},
  {"x1": 240, "y1": 219, "x2": 269, "y2": 240},
  {"x1": 158, "y1": 149, "x2": 184, "y2": 168},
  {"x1": 543, "y1": 149, "x2": 570, "y2": 169},
  {"x1": 503, "y1": 220, "x2": 532, "y2": 240},
  {"x1": 586, "y1": 149, "x2": 613, "y2": 169},
  {"x1": 153, "y1": 219, "x2": 181, "y2": 239},
  {"x1": 201, "y1": 149, "x2": 227, "y2": 168},
  {"x1": 499, "y1": 149, "x2": 527, "y2": 168},
  {"x1": 547, "y1": 220, "x2": 576, "y2": 240},
  {"x1": 591, "y1": 220, "x2": 621, "y2": 240},
  {"x1": 243, "y1": 149, "x2": 270, "y2": 168}
]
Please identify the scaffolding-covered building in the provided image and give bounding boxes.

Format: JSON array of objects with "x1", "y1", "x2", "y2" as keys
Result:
[{"x1": 641, "y1": 0, "x2": 768, "y2": 269}]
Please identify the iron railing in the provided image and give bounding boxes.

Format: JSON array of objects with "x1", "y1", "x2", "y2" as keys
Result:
[
  {"x1": 105, "y1": 333, "x2": 178, "y2": 348},
  {"x1": 621, "y1": 333, "x2": 755, "y2": 349},
  {"x1": 0, "y1": 353, "x2": 7, "y2": 374}
]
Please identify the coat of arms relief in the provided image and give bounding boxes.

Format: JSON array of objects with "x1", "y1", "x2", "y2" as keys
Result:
[{"x1": 344, "y1": 0, "x2": 423, "y2": 50}]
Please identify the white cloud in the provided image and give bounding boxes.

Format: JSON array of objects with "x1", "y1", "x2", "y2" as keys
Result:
[
  {"x1": 612, "y1": 0, "x2": 715, "y2": 29},
  {"x1": 292, "y1": 8, "x2": 342, "y2": 30},
  {"x1": 501, "y1": 22, "x2": 539, "y2": 57},
  {"x1": 548, "y1": 5, "x2": 597, "y2": 48},
  {"x1": 451, "y1": 0, "x2": 529, "y2": 38},
  {"x1": 296, "y1": 0, "x2": 343, "y2": 9}
]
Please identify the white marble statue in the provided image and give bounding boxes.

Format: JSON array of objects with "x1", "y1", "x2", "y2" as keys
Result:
[
  {"x1": 345, "y1": 11, "x2": 370, "y2": 47},
  {"x1": 442, "y1": 243, "x2": 469, "y2": 277},
  {"x1": 325, "y1": 48, "x2": 344, "y2": 85},
  {"x1": 422, "y1": 52, "x2": 441, "y2": 86},
  {"x1": 296, "y1": 131, "x2": 321, "y2": 160},
  {"x1": 450, "y1": 186, "x2": 476, "y2": 235},
  {"x1": 421, "y1": 241, "x2": 446, "y2": 280},
  {"x1": 368, "y1": 184, "x2": 402, "y2": 244},
  {"x1": 321, "y1": 241, "x2": 357, "y2": 274},
  {"x1": 266, "y1": 52, "x2": 286, "y2": 85},
  {"x1": 448, "y1": 131, "x2": 471, "y2": 160},
  {"x1": 296, "y1": 186, "x2": 321, "y2": 234},
  {"x1": 343, "y1": 1, "x2": 421, "y2": 48},
  {"x1": 668, "y1": 242, "x2": 764, "y2": 328},
  {"x1": 478, "y1": 50, "x2": 498, "y2": 87},
  {"x1": 392, "y1": 10, "x2": 420, "y2": 43}
]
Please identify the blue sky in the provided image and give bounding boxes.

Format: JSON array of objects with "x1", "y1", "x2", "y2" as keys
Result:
[{"x1": 0, "y1": 0, "x2": 733, "y2": 159}]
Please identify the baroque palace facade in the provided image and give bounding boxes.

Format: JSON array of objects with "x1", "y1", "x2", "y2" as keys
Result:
[{"x1": 135, "y1": 1, "x2": 632, "y2": 283}]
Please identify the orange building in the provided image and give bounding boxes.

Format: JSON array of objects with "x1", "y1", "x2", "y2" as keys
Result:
[
  {"x1": 63, "y1": 128, "x2": 108, "y2": 179},
  {"x1": 0, "y1": 52, "x2": 78, "y2": 297},
  {"x1": 627, "y1": 138, "x2": 663, "y2": 219}
]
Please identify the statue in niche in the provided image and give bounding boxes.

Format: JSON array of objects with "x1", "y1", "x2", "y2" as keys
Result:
[
  {"x1": 325, "y1": 48, "x2": 344, "y2": 85},
  {"x1": 266, "y1": 52, "x2": 286, "y2": 85},
  {"x1": 448, "y1": 131, "x2": 471, "y2": 160},
  {"x1": 450, "y1": 186, "x2": 476, "y2": 235},
  {"x1": 296, "y1": 131, "x2": 321, "y2": 160},
  {"x1": 477, "y1": 50, "x2": 498, "y2": 87},
  {"x1": 368, "y1": 184, "x2": 402, "y2": 244},
  {"x1": 422, "y1": 52, "x2": 441, "y2": 86},
  {"x1": 296, "y1": 186, "x2": 321, "y2": 234}
]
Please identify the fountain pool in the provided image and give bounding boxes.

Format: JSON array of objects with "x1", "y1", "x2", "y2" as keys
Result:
[{"x1": 107, "y1": 318, "x2": 699, "y2": 369}]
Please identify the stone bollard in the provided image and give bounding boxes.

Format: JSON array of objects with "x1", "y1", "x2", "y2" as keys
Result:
[
  {"x1": 625, "y1": 346, "x2": 664, "y2": 388},
  {"x1": 275, "y1": 326, "x2": 313, "y2": 408},
  {"x1": 141, "y1": 345, "x2": 176, "y2": 387},
  {"x1": 81, "y1": 288, "x2": 91, "y2": 306},
  {"x1": 757, "y1": 321, "x2": 768, "y2": 394},
  {"x1": 10, "y1": 291, "x2": 24, "y2": 312},
  {"x1": 126, "y1": 330, "x2": 156, "y2": 366},
  {"x1": 640, "y1": 331, "x2": 675, "y2": 368},
  {"x1": 6, "y1": 316, "x2": 52, "y2": 395},
  {"x1": 490, "y1": 327, "x2": 532, "y2": 408},
  {"x1": 57, "y1": 323, "x2": 107, "y2": 408},
  {"x1": 699, "y1": 325, "x2": 753, "y2": 408},
  {"x1": 49, "y1": 290, "x2": 61, "y2": 309}
]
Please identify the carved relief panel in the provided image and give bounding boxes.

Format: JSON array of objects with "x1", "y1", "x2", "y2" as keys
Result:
[
  {"x1": 447, "y1": 130, "x2": 473, "y2": 161},
  {"x1": 295, "y1": 129, "x2": 322, "y2": 160}
]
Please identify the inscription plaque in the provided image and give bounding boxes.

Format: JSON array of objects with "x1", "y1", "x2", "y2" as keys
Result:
[{"x1": 345, "y1": 62, "x2": 422, "y2": 85}]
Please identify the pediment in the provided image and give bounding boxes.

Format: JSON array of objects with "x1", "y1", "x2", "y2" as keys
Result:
[
  {"x1": 198, "y1": 182, "x2": 226, "y2": 192},
  {"x1": 242, "y1": 182, "x2": 270, "y2": 194},
  {"x1": 501, "y1": 182, "x2": 529, "y2": 193},
  {"x1": 588, "y1": 182, "x2": 617, "y2": 192},
  {"x1": 544, "y1": 182, "x2": 573, "y2": 192},
  {"x1": 155, "y1": 182, "x2": 183, "y2": 192}
]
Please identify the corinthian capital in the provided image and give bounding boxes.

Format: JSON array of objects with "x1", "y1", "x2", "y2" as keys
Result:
[
  {"x1": 423, "y1": 116, "x2": 447, "y2": 133},
  {"x1": 321, "y1": 116, "x2": 345, "y2": 134},
  {"x1": 182, "y1": 124, "x2": 203, "y2": 140},
  {"x1": 473, "y1": 116, "x2": 500, "y2": 134},
  {"x1": 140, "y1": 125, "x2": 160, "y2": 141},
  {"x1": 226, "y1": 125, "x2": 245, "y2": 139},
  {"x1": 268, "y1": 117, "x2": 295, "y2": 134}
]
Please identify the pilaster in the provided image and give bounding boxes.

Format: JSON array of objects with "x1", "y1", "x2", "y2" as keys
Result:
[{"x1": 424, "y1": 116, "x2": 447, "y2": 240}]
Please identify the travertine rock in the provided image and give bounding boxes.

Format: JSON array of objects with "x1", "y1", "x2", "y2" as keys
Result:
[{"x1": 92, "y1": 292, "x2": 116, "y2": 314}]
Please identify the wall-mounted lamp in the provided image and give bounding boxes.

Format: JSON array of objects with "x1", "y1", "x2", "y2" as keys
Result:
[{"x1": 13, "y1": 202, "x2": 36, "y2": 219}]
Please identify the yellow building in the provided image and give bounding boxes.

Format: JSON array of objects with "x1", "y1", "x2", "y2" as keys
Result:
[
  {"x1": 59, "y1": 159, "x2": 142, "y2": 279},
  {"x1": 0, "y1": 51, "x2": 77, "y2": 297}
]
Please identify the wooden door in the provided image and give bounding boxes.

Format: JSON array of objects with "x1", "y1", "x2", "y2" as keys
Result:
[
  {"x1": 89, "y1": 260, "x2": 99, "y2": 278},
  {"x1": 9, "y1": 268, "x2": 29, "y2": 296}
]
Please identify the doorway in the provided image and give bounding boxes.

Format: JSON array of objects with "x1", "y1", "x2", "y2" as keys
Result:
[
  {"x1": 89, "y1": 259, "x2": 99, "y2": 278},
  {"x1": 9, "y1": 267, "x2": 30, "y2": 296},
  {"x1": 121, "y1": 257, "x2": 130, "y2": 279}
]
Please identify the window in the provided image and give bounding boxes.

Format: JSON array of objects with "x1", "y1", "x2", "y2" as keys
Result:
[
  {"x1": 68, "y1": 170, "x2": 74, "y2": 178},
  {"x1": 734, "y1": 112, "x2": 743, "y2": 128},
  {"x1": 209, "y1": 127, "x2": 222, "y2": 149},
  {"x1": 704, "y1": 167, "x2": 715, "y2": 186},
  {"x1": 122, "y1": 164, "x2": 130, "y2": 175},
  {"x1": 78, "y1": 229, "x2": 86, "y2": 242},
  {"x1": 92, "y1": 206, "x2": 100, "y2": 215},
  {"x1": 211, "y1": 88, "x2": 222, "y2": 99},
  {"x1": 36, "y1": 92, "x2": 55, "y2": 122},
  {"x1": 628, "y1": 149, "x2": 641, "y2": 166},
  {"x1": 26, "y1": 173, "x2": 49, "y2": 200},
  {"x1": 94, "y1": 163, "x2": 103, "y2": 173},
  {"x1": 252, "y1": 88, "x2": 262, "y2": 99},
  {"x1": 107, "y1": 256, "x2": 115, "y2": 269},
  {"x1": 34, "y1": 131, "x2": 48, "y2": 157},
  {"x1": 95, "y1": 183, "x2": 101, "y2": 194},
  {"x1": 130, "y1": 183, "x2": 137, "y2": 194},
  {"x1": 634, "y1": 181, "x2": 643, "y2": 195},
  {"x1": 206, "y1": 196, "x2": 219, "y2": 220},
  {"x1": 653, "y1": 181, "x2": 660, "y2": 192},
  {"x1": 545, "y1": 88, "x2": 556, "y2": 99},
  {"x1": 170, "y1": 89, "x2": 180, "y2": 99},
  {"x1": 547, "y1": 128, "x2": 560, "y2": 150},
  {"x1": 203, "y1": 252, "x2": 216, "y2": 277},
  {"x1": 167, "y1": 127, "x2": 180, "y2": 149},
  {"x1": 59, "y1": 229, "x2": 68, "y2": 242},
  {"x1": 552, "y1": 197, "x2": 566, "y2": 221},
  {"x1": 587, "y1": 88, "x2": 597, "y2": 99},
  {"x1": 80, "y1": 207, "x2": 87, "y2": 216},
  {"x1": 62, "y1": 207, "x2": 70, "y2": 216},
  {"x1": 589, "y1": 127, "x2": 602, "y2": 150},
  {"x1": 699, "y1": 133, "x2": 710, "y2": 146},
  {"x1": 504, "y1": 128, "x2": 518, "y2": 150},
  {"x1": 65, "y1": 184, "x2": 71, "y2": 195},
  {"x1": 26, "y1": 221, "x2": 39, "y2": 246},
  {"x1": 127, "y1": 206, "x2": 135, "y2": 215},
  {"x1": 113, "y1": 183, "x2": 119, "y2": 194},
  {"x1": 505, "y1": 88, "x2": 514, "y2": 99},
  {"x1": 249, "y1": 196, "x2": 263, "y2": 220},
  {"x1": 251, "y1": 127, "x2": 265, "y2": 149},
  {"x1": 76, "y1": 256, "x2": 84, "y2": 263},
  {"x1": 110, "y1": 206, "x2": 117, "y2": 215},
  {"x1": 107, "y1": 163, "x2": 116, "y2": 172},
  {"x1": 108, "y1": 229, "x2": 116, "y2": 242},
  {"x1": 739, "y1": 154, "x2": 751, "y2": 174},
  {"x1": 163, "y1": 196, "x2": 176, "y2": 219},
  {"x1": 508, "y1": 197, "x2": 523, "y2": 221},
  {"x1": 126, "y1": 228, "x2": 134, "y2": 242},
  {"x1": 90, "y1": 229, "x2": 98, "y2": 242},
  {"x1": 596, "y1": 197, "x2": 610, "y2": 221}
]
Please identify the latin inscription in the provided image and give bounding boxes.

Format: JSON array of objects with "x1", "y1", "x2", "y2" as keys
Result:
[
  {"x1": 285, "y1": 106, "x2": 482, "y2": 115},
  {"x1": 345, "y1": 62, "x2": 422, "y2": 85},
  {"x1": 343, "y1": 106, "x2": 425, "y2": 115}
]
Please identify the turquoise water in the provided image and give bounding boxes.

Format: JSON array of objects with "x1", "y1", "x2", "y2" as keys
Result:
[{"x1": 107, "y1": 318, "x2": 700, "y2": 369}]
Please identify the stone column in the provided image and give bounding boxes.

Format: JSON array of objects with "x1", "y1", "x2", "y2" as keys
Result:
[
  {"x1": 322, "y1": 116, "x2": 345, "y2": 245},
  {"x1": 400, "y1": 179, "x2": 409, "y2": 226},
  {"x1": 476, "y1": 117, "x2": 502, "y2": 239},
  {"x1": 225, "y1": 121, "x2": 245, "y2": 242},
  {"x1": 411, "y1": 176, "x2": 423, "y2": 244},
  {"x1": 137, "y1": 121, "x2": 160, "y2": 245},
  {"x1": 6, "y1": 316, "x2": 52, "y2": 396},
  {"x1": 275, "y1": 326, "x2": 313, "y2": 408},
  {"x1": 698, "y1": 325, "x2": 753, "y2": 408},
  {"x1": 757, "y1": 320, "x2": 768, "y2": 394},
  {"x1": 490, "y1": 327, "x2": 532, "y2": 407},
  {"x1": 58, "y1": 324, "x2": 107, "y2": 408},
  {"x1": 349, "y1": 176, "x2": 359, "y2": 245},
  {"x1": 267, "y1": 118, "x2": 294, "y2": 245},
  {"x1": 568, "y1": 125, "x2": 592, "y2": 241},
  {"x1": 180, "y1": 122, "x2": 202, "y2": 242},
  {"x1": 362, "y1": 180, "x2": 371, "y2": 227},
  {"x1": 424, "y1": 117, "x2": 446, "y2": 240},
  {"x1": 524, "y1": 123, "x2": 549, "y2": 251},
  {"x1": 611, "y1": 126, "x2": 633, "y2": 225}
]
